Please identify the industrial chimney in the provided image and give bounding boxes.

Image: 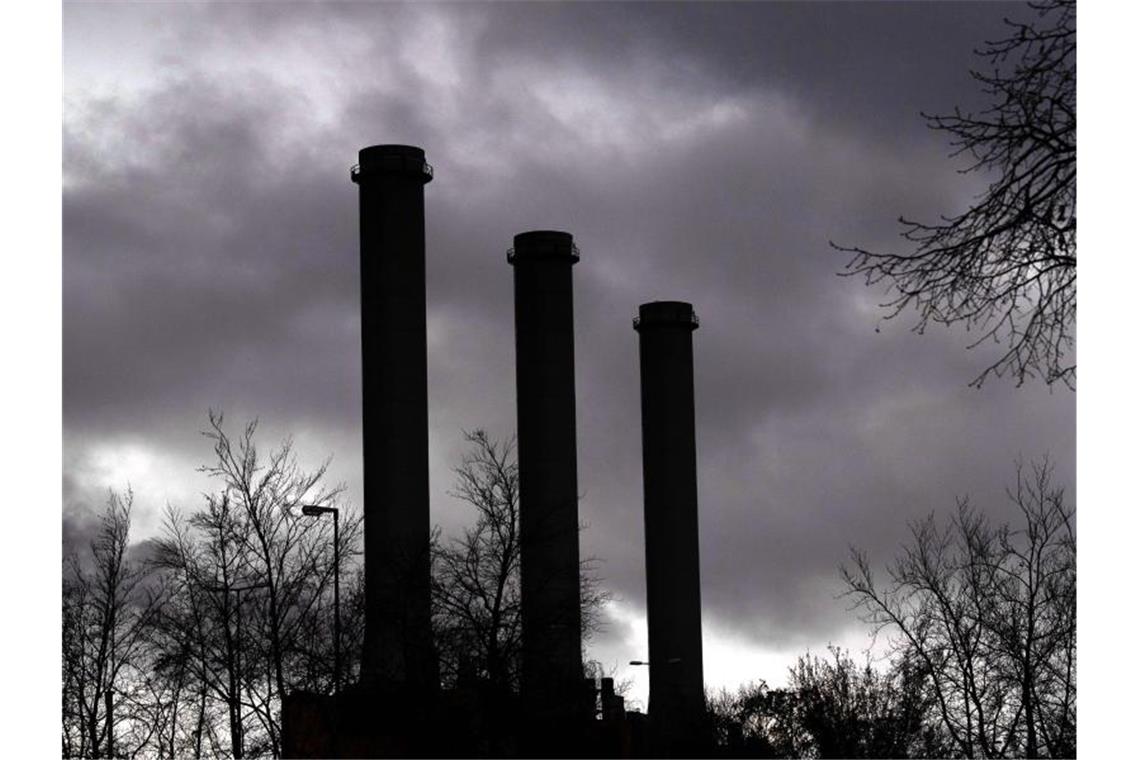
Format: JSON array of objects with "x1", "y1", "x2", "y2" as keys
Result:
[
  {"x1": 509, "y1": 231, "x2": 585, "y2": 725},
  {"x1": 351, "y1": 145, "x2": 436, "y2": 689},
  {"x1": 633, "y1": 301, "x2": 707, "y2": 754}
]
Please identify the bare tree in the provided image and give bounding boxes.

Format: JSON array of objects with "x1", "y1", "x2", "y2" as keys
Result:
[
  {"x1": 129, "y1": 413, "x2": 361, "y2": 759},
  {"x1": 63, "y1": 561, "x2": 87, "y2": 757},
  {"x1": 786, "y1": 647, "x2": 941, "y2": 759},
  {"x1": 194, "y1": 411, "x2": 358, "y2": 756},
  {"x1": 706, "y1": 648, "x2": 941, "y2": 759},
  {"x1": 62, "y1": 415, "x2": 361, "y2": 759},
  {"x1": 142, "y1": 560, "x2": 212, "y2": 760},
  {"x1": 835, "y1": 0, "x2": 1075, "y2": 389},
  {"x1": 841, "y1": 458, "x2": 1075, "y2": 758},
  {"x1": 433, "y1": 430, "x2": 612, "y2": 694},
  {"x1": 65, "y1": 421, "x2": 625, "y2": 757},
  {"x1": 433, "y1": 430, "x2": 523, "y2": 692},
  {"x1": 62, "y1": 490, "x2": 162, "y2": 758},
  {"x1": 151, "y1": 497, "x2": 254, "y2": 758}
]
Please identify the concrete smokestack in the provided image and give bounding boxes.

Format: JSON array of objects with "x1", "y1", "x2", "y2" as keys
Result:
[
  {"x1": 509, "y1": 230, "x2": 584, "y2": 719},
  {"x1": 351, "y1": 145, "x2": 436, "y2": 689},
  {"x1": 634, "y1": 301, "x2": 706, "y2": 753}
]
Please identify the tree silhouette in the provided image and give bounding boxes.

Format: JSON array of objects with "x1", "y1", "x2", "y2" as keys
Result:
[
  {"x1": 62, "y1": 490, "x2": 163, "y2": 758},
  {"x1": 835, "y1": 0, "x2": 1075, "y2": 389},
  {"x1": 198, "y1": 412, "x2": 357, "y2": 754},
  {"x1": 841, "y1": 458, "x2": 1075, "y2": 758},
  {"x1": 433, "y1": 430, "x2": 611, "y2": 696},
  {"x1": 137, "y1": 413, "x2": 360, "y2": 758},
  {"x1": 62, "y1": 420, "x2": 621, "y2": 757},
  {"x1": 148, "y1": 503, "x2": 235, "y2": 759},
  {"x1": 707, "y1": 648, "x2": 941, "y2": 759},
  {"x1": 433, "y1": 430, "x2": 524, "y2": 693}
]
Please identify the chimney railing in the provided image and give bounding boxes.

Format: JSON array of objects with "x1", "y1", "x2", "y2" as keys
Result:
[
  {"x1": 350, "y1": 160, "x2": 434, "y2": 181},
  {"x1": 505, "y1": 242, "x2": 581, "y2": 263},
  {"x1": 632, "y1": 312, "x2": 700, "y2": 330}
]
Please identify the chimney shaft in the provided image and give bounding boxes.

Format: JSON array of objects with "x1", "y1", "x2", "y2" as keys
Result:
[
  {"x1": 634, "y1": 301, "x2": 706, "y2": 749},
  {"x1": 352, "y1": 144, "x2": 436, "y2": 688},
  {"x1": 509, "y1": 230, "x2": 584, "y2": 715}
]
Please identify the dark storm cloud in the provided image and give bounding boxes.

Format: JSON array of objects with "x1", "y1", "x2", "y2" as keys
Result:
[
  {"x1": 64, "y1": 0, "x2": 1072, "y2": 668},
  {"x1": 452, "y1": 0, "x2": 1038, "y2": 142},
  {"x1": 64, "y1": 76, "x2": 360, "y2": 430}
]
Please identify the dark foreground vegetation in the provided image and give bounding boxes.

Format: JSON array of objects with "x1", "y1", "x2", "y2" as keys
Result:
[
  {"x1": 708, "y1": 459, "x2": 1075, "y2": 758},
  {"x1": 62, "y1": 417, "x2": 610, "y2": 758},
  {"x1": 62, "y1": 414, "x2": 1072, "y2": 758}
]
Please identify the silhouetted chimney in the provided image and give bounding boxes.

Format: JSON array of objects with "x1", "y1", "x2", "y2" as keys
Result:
[
  {"x1": 633, "y1": 301, "x2": 706, "y2": 753},
  {"x1": 509, "y1": 230, "x2": 584, "y2": 720},
  {"x1": 351, "y1": 145, "x2": 436, "y2": 689}
]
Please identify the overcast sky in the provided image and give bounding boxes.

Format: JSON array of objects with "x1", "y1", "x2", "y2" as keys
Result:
[{"x1": 63, "y1": 0, "x2": 1073, "y2": 708}]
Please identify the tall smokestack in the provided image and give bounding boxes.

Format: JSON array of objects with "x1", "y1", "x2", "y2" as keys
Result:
[
  {"x1": 634, "y1": 301, "x2": 706, "y2": 754},
  {"x1": 509, "y1": 230, "x2": 584, "y2": 721},
  {"x1": 351, "y1": 145, "x2": 436, "y2": 689}
]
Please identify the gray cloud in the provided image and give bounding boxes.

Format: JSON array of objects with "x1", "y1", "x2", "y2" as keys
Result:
[{"x1": 64, "y1": 0, "x2": 1072, "y2": 687}]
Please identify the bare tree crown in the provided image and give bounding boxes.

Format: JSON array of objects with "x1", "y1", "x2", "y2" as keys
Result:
[
  {"x1": 840, "y1": 458, "x2": 1075, "y2": 758},
  {"x1": 835, "y1": 0, "x2": 1075, "y2": 389}
]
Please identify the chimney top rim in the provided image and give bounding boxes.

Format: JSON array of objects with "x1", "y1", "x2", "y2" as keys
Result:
[
  {"x1": 508, "y1": 230, "x2": 579, "y2": 264},
  {"x1": 359, "y1": 144, "x2": 426, "y2": 157},
  {"x1": 634, "y1": 301, "x2": 699, "y2": 331},
  {"x1": 352, "y1": 145, "x2": 432, "y2": 183},
  {"x1": 514, "y1": 229, "x2": 573, "y2": 242}
]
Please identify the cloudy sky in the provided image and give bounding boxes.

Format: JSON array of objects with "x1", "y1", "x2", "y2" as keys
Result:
[{"x1": 63, "y1": 0, "x2": 1074, "y2": 708}]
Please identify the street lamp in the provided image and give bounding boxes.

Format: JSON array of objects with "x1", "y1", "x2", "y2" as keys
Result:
[{"x1": 302, "y1": 504, "x2": 341, "y2": 694}]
